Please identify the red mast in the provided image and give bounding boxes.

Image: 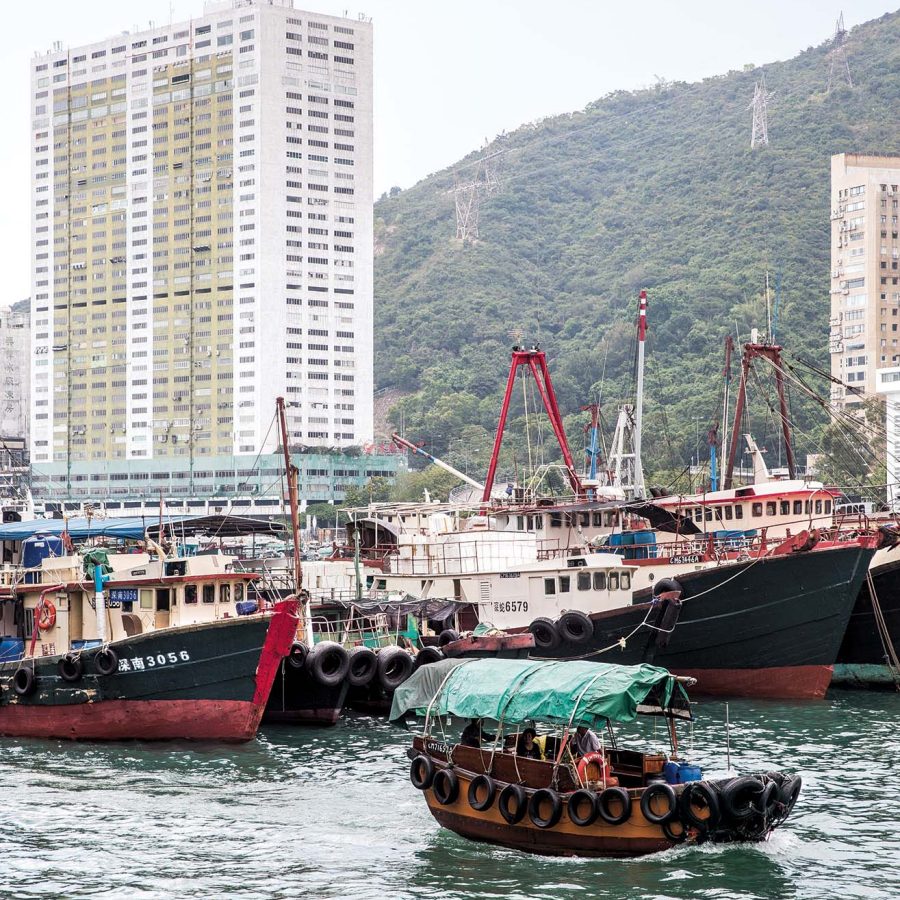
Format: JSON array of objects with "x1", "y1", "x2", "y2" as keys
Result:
[
  {"x1": 723, "y1": 343, "x2": 796, "y2": 489},
  {"x1": 481, "y1": 346, "x2": 583, "y2": 503}
]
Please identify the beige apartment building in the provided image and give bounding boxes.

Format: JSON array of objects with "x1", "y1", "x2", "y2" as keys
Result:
[
  {"x1": 829, "y1": 153, "x2": 900, "y2": 407},
  {"x1": 30, "y1": 0, "x2": 376, "y2": 503}
]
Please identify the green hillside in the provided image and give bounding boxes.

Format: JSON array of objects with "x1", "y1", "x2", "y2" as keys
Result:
[{"x1": 373, "y1": 11, "x2": 900, "y2": 487}]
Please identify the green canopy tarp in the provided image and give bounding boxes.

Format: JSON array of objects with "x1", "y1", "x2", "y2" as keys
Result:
[{"x1": 389, "y1": 658, "x2": 691, "y2": 730}]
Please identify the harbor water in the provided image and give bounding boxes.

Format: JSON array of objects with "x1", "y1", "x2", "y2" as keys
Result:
[{"x1": 2, "y1": 690, "x2": 899, "y2": 900}]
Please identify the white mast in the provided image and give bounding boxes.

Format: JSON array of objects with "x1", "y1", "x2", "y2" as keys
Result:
[{"x1": 633, "y1": 290, "x2": 647, "y2": 498}]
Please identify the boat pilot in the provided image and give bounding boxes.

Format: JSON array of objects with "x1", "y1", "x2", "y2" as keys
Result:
[
  {"x1": 572, "y1": 725, "x2": 601, "y2": 757},
  {"x1": 516, "y1": 727, "x2": 543, "y2": 760},
  {"x1": 461, "y1": 718, "x2": 496, "y2": 748}
]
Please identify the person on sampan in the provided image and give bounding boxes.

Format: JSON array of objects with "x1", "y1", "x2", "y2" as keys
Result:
[
  {"x1": 461, "y1": 718, "x2": 496, "y2": 748},
  {"x1": 515, "y1": 727, "x2": 543, "y2": 760},
  {"x1": 571, "y1": 725, "x2": 601, "y2": 757}
]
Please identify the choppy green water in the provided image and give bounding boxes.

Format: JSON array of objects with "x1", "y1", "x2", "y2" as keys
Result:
[{"x1": 1, "y1": 690, "x2": 899, "y2": 900}]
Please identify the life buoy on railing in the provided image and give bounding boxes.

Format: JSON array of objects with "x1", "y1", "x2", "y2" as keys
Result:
[
  {"x1": 38, "y1": 600, "x2": 57, "y2": 631},
  {"x1": 576, "y1": 751, "x2": 611, "y2": 785}
]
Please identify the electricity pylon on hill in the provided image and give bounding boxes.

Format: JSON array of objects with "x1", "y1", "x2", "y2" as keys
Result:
[
  {"x1": 748, "y1": 75, "x2": 774, "y2": 149},
  {"x1": 448, "y1": 148, "x2": 505, "y2": 243},
  {"x1": 826, "y1": 12, "x2": 853, "y2": 94}
]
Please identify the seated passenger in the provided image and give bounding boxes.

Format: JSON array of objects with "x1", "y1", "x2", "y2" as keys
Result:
[
  {"x1": 460, "y1": 718, "x2": 496, "y2": 748},
  {"x1": 572, "y1": 725, "x2": 601, "y2": 757},
  {"x1": 515, "y1": 727, "x2": 543, "y2": 760}
]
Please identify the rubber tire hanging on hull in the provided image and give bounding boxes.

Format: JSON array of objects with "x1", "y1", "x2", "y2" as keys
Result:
[
  {"x1": 347, "y1": 646, "x2": 378, "y2": 687},
  {"x1": 377, "y1": 646, "x2": 414, "y2": 691},
  {"x1": 528, "y1": 617, "x2": 560, "y2": 650},
  {"x1": 58, "y1": 653, "x2": 84, "y2": 683},
  {"x1": 557, "y1": 611, "x2": 593, "y2": 644},
  {"x1": 306, "y1": 641, "x2": 350, "y2": 687},
  {"x1": 432, "y1": 769, "x2": 459, "y2": 805},
  {"x1": 409, "y1": 755, "x2": 434, "y2": 791},
  {"x1": 498, "y1": 783, "x2": 528, "y2": 824},
  {"x1": 95, "y1": 649, "x2": 118, "y2": 677},
  {"x1": 640, "y1": 781, "x2": 678, "y2": 824}
]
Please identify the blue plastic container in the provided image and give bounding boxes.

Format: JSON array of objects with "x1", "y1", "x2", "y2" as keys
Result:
[
  {"x1": 676, "y1": 763, "x2": 702, "y2": 783},
  {"x1": 631, "y1": 530, "x2": 656, "y2": 560},
  {"x1": 0, "y1": 638, "x2": 24, "y2": 663},
  {"x1": 22, "y1": 532, "x2": 65, "y2": 584},
  {"x1": 235, "y1": 600, "x2": 259, "y2": 616},
  {"x1": 662, "y1": 761, "x2": 680, "y2": 784}
]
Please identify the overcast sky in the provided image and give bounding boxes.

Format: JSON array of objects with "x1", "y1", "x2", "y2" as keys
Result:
[{"x1": 6, "y1": 0, "x2": 894, "y2": 301}]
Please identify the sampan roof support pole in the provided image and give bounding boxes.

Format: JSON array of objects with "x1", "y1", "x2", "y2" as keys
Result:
[{"x1": 481, "y1": 351, "x2": 525, "y2": 504}]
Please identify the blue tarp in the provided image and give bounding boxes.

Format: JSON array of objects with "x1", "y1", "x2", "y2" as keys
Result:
[{"x1": 0, "y1": 516, "x2": 200, "y2": 542}]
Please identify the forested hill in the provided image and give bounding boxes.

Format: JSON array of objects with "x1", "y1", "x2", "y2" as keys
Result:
[{"x1": 372, "y1": 10, "x2": 900, "y2": 481}]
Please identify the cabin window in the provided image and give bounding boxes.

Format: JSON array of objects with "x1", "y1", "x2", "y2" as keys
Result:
[
  {"x1": 579, "y1": 513, "x2": 590, "y2": 527},
  {"x1": 694, "y1": 508, "x2": 702, "y2": 521},
  {"x1": 140, "y1": 589, "x2": 153, "y2": 609},
  {"x1": 621, "y1": 572, "x2": 631, "y2": 591},
  {"x1": 603, "y1": 512, "x2": 617, "y2": 527},
  {"x1": 202, "y1": 584, "x2": 215, "y2": 603},
  {"x1": 564, "y1": 513, "x2": 574, "y2": 527},
  {"x1": 593, "y1": 571, "x2": 607, "y2": 591},
  {"x1": 609, "y1": 572, "x2": 620, "y2": 590},
  {"x1": 516, "y1": 516, "x2": 525, "y2": 531},
  {"x1": 752, "y1": 503, "x2": 763, "y2": 517},
  {"x1": 592, "y1": 512, "x2": 603, "y2": 527},
  {"x1": 235, "y1": 583, "x2": 244, "y2": 602},
  {"x1": 544, "y1": 578, "x2": 556, "y2": 595},
  {"x1": 185, "y1": 584, "x2": 197, "y2": 604},
  {"x1": 734, "y1": 505, "x2": 743, "y2": 519},
  {"x1": 766, "y1": 501, "x2": 776, "y2": 516},
  {"x1": 550, "y1": 513, "x2": 562, "y2": 528},
  {"x1": 704, "y1": 508, "x2": 712, "y2": 521},
  {"x1": 780, "y1": 501, "x2": 790, "y2": 515},
  {"x1": 804, "y1": 501, "x2": 811, "y2": 514},
  {"x1": 824, "y1": 499, "x2": 832, "y2": 514},
  {"x1": 220, "y1": 583, "x2": 231, "y2": 603},
  {"x1": 793, "y1": 500, "x2": 802, "y2": 515},
  {"x1": 376, "y1": 579, "x2": 386, "y2": 590},
  {"x1": 156, "y1": 588, "x2": 171, "y2": 611},
  {"x1": 724, "y1": 506, "x2": 733, "y2": 520},
  {"x1": 577, "y1": 572, "x2": 591, "y2": 591},
  {"x1": 24, "y1": 608, "x2": 34, "y2": 634},
  {"x1": 815, "y1": 499, "x2": 823, "y2": 514},
  {"x1": 559, "y1": 576, "x2": 571, "y2": 593}
]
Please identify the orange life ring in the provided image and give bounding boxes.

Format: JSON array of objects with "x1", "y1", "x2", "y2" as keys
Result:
[
  {"x1": 38, "y1": 600, "x2": 57, "y2": 631},
  {"x1": 577, "y1": 751, "x2": 610, "y2": 783}
]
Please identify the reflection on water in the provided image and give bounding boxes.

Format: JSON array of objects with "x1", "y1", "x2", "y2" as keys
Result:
[{"x1": 1, "y1": 692, "x2": 899, "y2": 899}]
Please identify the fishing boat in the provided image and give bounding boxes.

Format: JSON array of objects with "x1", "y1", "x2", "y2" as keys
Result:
[
  {"x1": 392, "y1": 658, "x2": 801, "y2": 857},
  {"x1": 0, "y1": 547, "x2": 298, "y2": 741}
]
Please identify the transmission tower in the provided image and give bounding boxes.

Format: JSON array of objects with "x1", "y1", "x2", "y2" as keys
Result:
[
  {"x1": 748, "y1": 75, "x2": 774, "y2": 149},
  {"x1": 826, "y1": 12, "x2": 853, "y2": 93},
  {"x1": 447, "y1": 148, "x2": 506, "y2": 243}
]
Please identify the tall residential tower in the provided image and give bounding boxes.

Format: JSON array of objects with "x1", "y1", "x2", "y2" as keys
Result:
[
  {"x1": 30, "y1": 0, "x2": 374, "y2": 502},
  {"x1": 829, "y1": 153, "x2": 900, "y2": 407}
]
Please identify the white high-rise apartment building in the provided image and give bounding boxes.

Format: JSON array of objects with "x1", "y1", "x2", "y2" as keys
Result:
[
  {"x1": 30, "y1": 0, "x2": 373, "y2": 496},
  {"x1": 829, "y1": 153, "x2": 900, "y2": 407}
]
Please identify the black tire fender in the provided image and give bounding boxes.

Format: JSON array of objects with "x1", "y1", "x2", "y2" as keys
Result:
[
  {"x1": 467, "y1": 774, "x2": 497, "y2": 811},
  {"x1": 652, "y1": 577, "x2": 683, "y2": 598},
  {"x1": 346, "y1": 646, "x2": 378, "y2": 687},
  {"x1": 640, "y1": 781, "x2": 678, "y2": 824},
  {"x1": 529, "y1": 788, "x2": 563, "y2": 829},
  {"x1": 721, "y1": 776, "x2": 765, "y2": 822},
  {"x1": 755, "y1": 781, "x2": 780, "y2": 820},
  {"x1": 95, "y1": 648, "x2": 118, "y2": 677},
  {"x1": 432, "y1": 768, "x2": 459, "y2": 805},
  {"x1": 597, "y1": 786, "x2": 632, "y2": 825},
  {"x1": 287, "y1": 641, "x2": 309, "y2": 670},
  {"x1": 528, "y1": 617, "x2": 560, "y2": 650},
  {"x1": 13, "y1": 666, "x2": 35, "y2": 697},
  {"x1": 779, "y1": 775, "x2": 802, "y2": 818},
  {"x1": 306, "y1": 641, "x2": 350, "y2": 687},
  {"x1": 679, "y1": 780, "x2": 721, "y2": 830},
  {"x1": 567, "y1": 789, "x2": 599, "y2": 827},
  {"x1": 409, "y1": 755, "x2": 434, "y2": 791},
  {"x1": 662, "y1": 817, "x2": 688, "y2": 843},
  {"x1": 377, "y1": 646, "x2": 414, "y2": 692},
  {"x1": 438, "y1": 629, "x2": 460, "y2": 647},
  {"x1": 414, "y1": 645, "x2": 444, "y2": 669},
  {"x1": 557, "y1": 610, "x2": 593, "y2": 645},
  {"x1": 58, "y1": 653, "x2": 84, "y2": 683},
  {"x1": 498, "y1": 783, "x2": 528, "y2": 824}
]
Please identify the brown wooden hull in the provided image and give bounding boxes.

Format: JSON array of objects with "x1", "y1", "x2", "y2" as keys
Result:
[{"x1": 424, "y1": 777, "x2": 675, "y2": 857}]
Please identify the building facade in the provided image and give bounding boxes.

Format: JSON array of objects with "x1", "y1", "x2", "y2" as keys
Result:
[
  {"x1": 30, "y1": 0, "x2": 375, "y2": 503},
  {"x1": 829, "y1": 153, "x2": 900, "y2": 407},
  {"x1": 0, "y1": 306, "x2": 30, "y2": 443}
]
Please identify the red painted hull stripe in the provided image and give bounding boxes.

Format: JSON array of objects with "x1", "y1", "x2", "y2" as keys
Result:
[{"x1": 669, "y1": 664, "x2": 833, "y2": 700}]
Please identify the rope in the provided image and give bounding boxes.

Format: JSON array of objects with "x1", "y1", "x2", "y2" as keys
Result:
[{"x1": 866, "y1": 568, "x2": 900, "y2": 690}]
